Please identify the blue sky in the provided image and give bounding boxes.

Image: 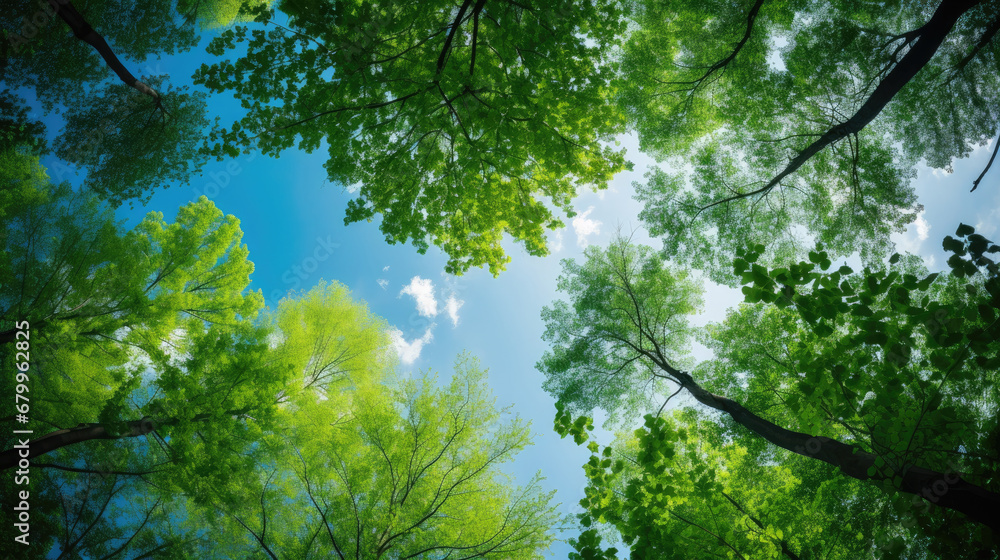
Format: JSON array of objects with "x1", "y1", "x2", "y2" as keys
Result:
[{"x1": 34, "y1": 14, "x2": 1000, "y2": 558}]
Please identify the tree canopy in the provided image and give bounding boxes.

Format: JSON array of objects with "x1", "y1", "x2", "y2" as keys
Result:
[
  {"x1": 620, "y1": 0, "x2": 1000, "y2": 282},
  {"x1": 195, "y1": 0, "x2": 630, "y2": 275},
  {"x1": 558, "y1": 410, "x2": 912, "y2": 560},
  {"x1": 191, "y1": 356, "x2": 560, "y2": 559},
  {"x1": 540, "y1": 228, "x2": 1000, "y2": 551},
  {"x1": 5, "y1": 0, "x2": 1000, "y2": 557},
  {"x1": 0, "y1": 0, "x2": 225, "y2": 204},
  {"x1": 0, "y1": 159, "x2": 559, "y2": 558}
]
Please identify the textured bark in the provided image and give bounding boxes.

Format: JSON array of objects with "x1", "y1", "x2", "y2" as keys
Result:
[
  {"x1": 671, "y1": 369, "x2": 1000, "y2": 531},
  {"x1": 0, "y1": 417, "x2": 155, "y2": 470}
]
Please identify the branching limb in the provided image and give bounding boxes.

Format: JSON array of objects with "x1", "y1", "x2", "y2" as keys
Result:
[
  {"x1": 47, "y1": 0, "x2": 166, "y2": 112},
  {"x1": 699, "y1": 0, "x2": 982, "y2": 212},
  {"x1": 971, "y1": 129, "x2": 1000, "y2": 192}
]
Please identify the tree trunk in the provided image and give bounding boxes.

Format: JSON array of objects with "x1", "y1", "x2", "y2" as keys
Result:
[
  {"x1": 0, "y1": 406, "x2": 255, "y2": 469},
  {"x1": 46, "y1": 0, "x2": 161, "y2": 102},
  {"x1": 673, "y1": 370, "x2": 1000, "y2": 531},
  {"x1": 0, "y1": 417, "x2": 155, "y2": 470}
]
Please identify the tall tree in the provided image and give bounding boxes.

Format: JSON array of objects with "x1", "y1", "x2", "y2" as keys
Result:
[
  {"x1": 619, "y1": 0, "x2": 1000, "y2": 282},
  {"x1": 537, "y1": 232, "x2": 1000, "y2": 538},
  {"x1": 189, "y1": 355, "x2": 560, "y2": 559},
  {"x1": 1, "y1": 0, "x2": 197, "y2": 110},
  {"x1": 0, "y1": 169, "x2": 270, "y2": 468},
  {"x1": 3, "y1": 278, "x2": 395, "y2": 558},
  {"x1": 195, "y1": 0, "x2": 629, "y2": 275},
  {"x1": 0, "y1": 184, "x2": 261, "y2": 351},
  {"x1": 539, "y1": 239, "x2": 704, "y2": 427}
]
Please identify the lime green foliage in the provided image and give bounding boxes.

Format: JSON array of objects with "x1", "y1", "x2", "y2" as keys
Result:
[
  {"x1": 1, "y1": 176, "x2": 557, "y2": 556},
  {"x1": 538, "y1": 237, "x2": 703, "y2": 427},
  {"x1": 195, "y1": 0, "x2": 629, "y2": 275},
  {"x1": 178, "y1": 0, "x2": 276, "y2": 28},
  {"x1": 0, "y1": 170, "x2": 271, "y2": 556},
  {"x1": 621, "y1": 0, "x2": 1000, "y2": 283},
  {"x1": 196, "y1": 356, "x2": 559, "y2": 558},
  {"x1": 271, "y1": 280, "x2": 393, "y2": 400},
  {"x1": 1, "y1": 172, "x2": 263, "y2": 440}
]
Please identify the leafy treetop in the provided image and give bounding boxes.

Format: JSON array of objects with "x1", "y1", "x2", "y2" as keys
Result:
[{"x1": 195, "y1": 0, "x2": 630, "y2": 275}]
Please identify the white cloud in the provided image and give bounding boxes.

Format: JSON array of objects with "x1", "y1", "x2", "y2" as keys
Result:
[
  {"x1": 397, "y1": 274, "x2": 466, "y2": 331},
  {"x1": 893, "y1": 211, "x2": 934, "y2": 268},
  {"x1": 400, "y1": 276, "x2": 438, "y2": 317},
  {"x1": 377, "y1": 279, "x2": 389, "y2": 290},
  {"x1": 573, "y1": 207, "x2": 602, "y2": 248},
  {"x1": 388, "y1": 326, "x2": 434, "y2": 365},
  {"x1": 382, "y1": 265, "x2": 391, "y2": 272},
  {"x1": 550, "y1": 230, "x2": 564, "y2": 253},
  {"x1": 444, "y1": 295, "x2": 464, "y2": 327},
  {"x1": 914, "y1": 213, "x2": 930, "y2": 241}
]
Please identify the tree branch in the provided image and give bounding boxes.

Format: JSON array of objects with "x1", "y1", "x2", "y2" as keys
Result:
[
  {"x1": 0, "y1": 417, "x2": 156, "y2": 470},
  {"x1": 971, "y1": 130, "x2": 999, "y2": 192},
  {"x1": 699, "y1": 0, "x2": 983, "y2": 212},
  {"x1": 437, "y1": 0, "x2": 476, "y2": 76},
  {"x1": 47, "y1": 0, "x2": 164, "y2": 109}
]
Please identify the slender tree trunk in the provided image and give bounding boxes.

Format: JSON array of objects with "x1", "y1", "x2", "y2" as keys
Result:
[
  {"x1": 46, "y1": 0, "x2": 161, "y2": 102},
  {"x1": 670, "y1": 369, "x2": 1000, "y2": 531},
  {"x1": 0, "y1": 417, "x2": 155, "y2": 470},
  {"x1": 771, "y1": 0, "x2": 981, "y2": 179}
]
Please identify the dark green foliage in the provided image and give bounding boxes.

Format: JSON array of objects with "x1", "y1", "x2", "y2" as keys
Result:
[{"x1": 53, "y1": 76, "x2": 210, "y2": 205}]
